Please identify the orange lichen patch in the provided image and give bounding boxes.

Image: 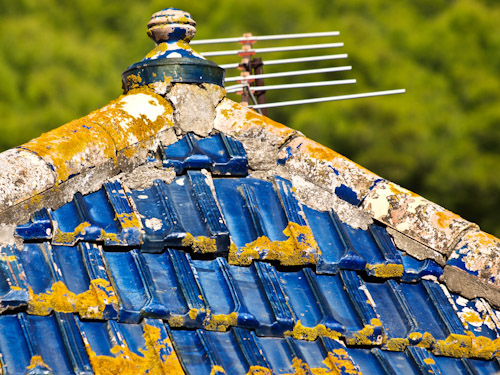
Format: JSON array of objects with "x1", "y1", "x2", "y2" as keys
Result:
[
  {"x1": 415, "y1": 332, "x2": 436, "y2": 349},
  {"x1": 423, "y1": 358, "x2": 435, "y2": 365},
  {"x1": 386, "y1": 338, "x2": 409, "y2": 351},
  {"x1": 229, "y1": 222, "x2": 319, "y2": 266},
  {"x1": 204, "y1": 312, "x2": 238, "y2": 332},
  {"x1": 182, "y1": 233, "x2": 217, "y2": 253},
  {"x1": 27, "y1": 356, "x2": 52, "y2": 372},
  {"x1": 87, "y1": 89, "x2": 174, "y2": 152},
  {"x1": 168, "y1": 316, "x2": 184, "y2": 328},
  {"x1": 361, "y1": 180, "x2": 474, "y2": 255},
  {"x1": 99, "y1": 229, "x2": 120, "y2": 243},
  {"x1": 460, "y1": 311, "x2": 484, "y2": 325},
  {"x1": 324, "y1": 349, "x2": 362, "y2": 375},
  {"x1": 28, "y1": 279, "x2": 117, "y2": 319},
  {"x1": 20, "y1": 89, "x2": 173, "y2": 184},
  {"x1": 145, "y1": 43, "x2": 170, "y2": 59},
  {"x1": 188, "y1": 308, "x2": 206, "y2": 321},
  {"x1": 346, "y1": 319, "x2": 383, "y2": 346},
  {"x1": 246, "y1": 366, "x2": 273, "y2": 375},
  {"x1": 365, "y1": 263, "x2": 404, "y2": 278},
  {"x1": 85, "y1": 324, "x2": 185, "y2": 375},
  {"x1": 28, "y1": 282, "x2": 76, "y2": 315},
  {"x1": 75, "y1": 279, "x2": 118, "y2": 319},
  {"x1": 210, "y1": 365, "x2": 226, "y2": 375},
  {"x1": 116, "y1": 212, "x2": 142, "y2": 229},
  {"x1": 53, "y1": 222, "x2": 91, "y2": 245},
  {"x1": 126, "y1": 74, "x2": 143, "y2": 90},
  {"x1": 435, "y1": 333, "x2": 472, "y2": 358},
  {"x1": 285, "y1": 320, "x2": 341, "y2": 341},
  {"x1": 20, "y1": 116, "x2": 117, "y2": 183}
]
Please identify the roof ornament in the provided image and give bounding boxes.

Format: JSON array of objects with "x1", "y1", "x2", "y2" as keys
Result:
[{"x1": 121, "y1": 8, "x2": 225, "y2": 93}]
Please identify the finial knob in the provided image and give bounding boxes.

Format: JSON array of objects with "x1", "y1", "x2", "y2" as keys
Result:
[{"x1": 147, "y1": 8, "x2": 196, "y2": 45}]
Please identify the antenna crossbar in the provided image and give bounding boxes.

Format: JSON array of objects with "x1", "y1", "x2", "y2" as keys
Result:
[
  {"x1": 226, "y1": 79, "x2": 357, "y2": 93},
  {"x1": 225, "y1": 66, "x2": 351, "y2": 83},
  {"x1": 191, "y1": 31, "x2": 340, "y2": 45},
  {"x1": 202, "y1": 42, "x2": 344, "y2": 57},
  {"x1": 219, "y1": 54, "x2": 348, "y2": 69},
  {"x1": 248, "y1": 89, "x2": 406, "y2": 109}
]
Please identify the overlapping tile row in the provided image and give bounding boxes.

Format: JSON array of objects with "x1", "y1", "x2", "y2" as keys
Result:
[
  {"x1": 16, "y1": 181, "x2": 142, "y2": 246},
  {"x1": 161, "y1": 132, "x2": 248, "y2": 176},
  {"x1": 170, "y1": 327, "x2": 361, "y2": 375},
  {"x1": 4, "y1": 236, "x2": 500, "y2": 360},
  {"x1": 0, "y1": 313, "x2": 183, "y2": 375},
  {"x1": 14, "y1": 169, "x2": 442, "y2": 282}
]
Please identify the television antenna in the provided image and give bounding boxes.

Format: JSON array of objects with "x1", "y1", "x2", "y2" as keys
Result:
[{"x1": 192, "y1": 31, "x2": 405, "y2": 115}]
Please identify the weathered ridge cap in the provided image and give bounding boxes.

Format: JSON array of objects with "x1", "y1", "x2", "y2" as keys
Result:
[{"x1": 0, "y1": 90, "x2": 175, "y2": 224}]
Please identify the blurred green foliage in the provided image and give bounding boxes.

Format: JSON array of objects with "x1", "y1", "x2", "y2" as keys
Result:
[{"x1": 1, "y1": 0, "x2": 500, "y2": 236}]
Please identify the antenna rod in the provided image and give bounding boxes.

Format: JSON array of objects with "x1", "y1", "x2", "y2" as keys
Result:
[
  {"x1": 226, "y1": 79, "x2": 357, "y2": 93},
  {"x1": 248, "y1": 89, "x2": 406, "y2": 109},
  {"x1": 202, "y1": 42, "x2": 344, "y2": 57},
  {"x1": 219, "y1": 54, "x2": 348, "y2": 69},
  {"x1": 191, "y1": 31, "x2": 340, "y2": 45},
  {"x1": 225, "y1": 66, "x2": 352, "y2": 83}
]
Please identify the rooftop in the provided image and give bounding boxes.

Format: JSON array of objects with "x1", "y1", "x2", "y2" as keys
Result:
[{"x1": 0, "y1": 7, "x2": 499, "y2": 375}]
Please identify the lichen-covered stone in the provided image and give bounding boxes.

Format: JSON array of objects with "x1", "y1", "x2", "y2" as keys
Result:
[
  {"x1": 0, "y1": 149, "x2": 56, "y2": 210},
  {"x1": 168, "y1": 83, "x2": 225, "y2": 137},
  {"x1": 444, "y1": 228, "x2": 500, "y2": 308},
  {"x1": 213, "y1": 98, "x2": 298, "y2": 171},
  {"x1": 276, "y1": 136, "x2": 381, "y2": 206},
  {"x1": 362, "y1": 180, "x2": 475, "y2": 255}
]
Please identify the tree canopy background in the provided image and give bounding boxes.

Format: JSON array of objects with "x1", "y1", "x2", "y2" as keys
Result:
[{"x1": 2, "y1": 0, "x2": 500, "y2": 236}]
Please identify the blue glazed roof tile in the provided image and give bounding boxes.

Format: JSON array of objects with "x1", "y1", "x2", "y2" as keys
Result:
[
  {"x1": 161, "y1": 133, "x2": 248, "y2": 176},
  {"x1": 129, "y1": 171, "x2": 229, "y2": 254}
]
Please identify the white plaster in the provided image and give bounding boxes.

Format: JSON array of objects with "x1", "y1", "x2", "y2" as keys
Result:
[{"x1": 120, "y1": 93, "x2": 164, "y2": 122}]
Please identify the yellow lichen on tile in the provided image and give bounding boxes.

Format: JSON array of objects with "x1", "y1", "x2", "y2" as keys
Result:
[
  {"x1": 28, "y1": 281, "x2": 76, "y2": 315},
  {"x1": 210, "y1": 365, "x2": 226, "y2": 375},
  {"x1": 229, "y1": 222, "x2": 319, "y2": 266},
  {"x1": 99, "y1": 229, "x2": 120, "y2": 243},
  {"x1": 168, "y1": 316, "x2": 184, "y2": 328},
  {"x1": 289, "y1": 358, "x2": 311, "y2": 375},
  {"x1": 27, "y1": 356, "x2": 52, "y2": 372},
  {"x1": 52, "y1": 222, "x2": 91, "y2": 245},
  {"x1": 246, "y1": 366, "x2": 273, "y2": 375},
  {"x1": 75, "y1": 279, "x2": 118, "y2": 319},
  {"x1": 365, "y1": 263, "x2": 404, "y2": 278},
  {"x1": 204, "y1": 312, "x2": 238, "y2": 332},
  {"x1": 85, "y1": 324, "x2": 185, "y2": 375},
  {"x1": 386, "y1": 338, "x2": 409, "y2": 351},
  {"x1": 435, "y1": 333, "x2": 472, "y2": 358},
  {"x1": 423, "y1": 358, "x2": 435, "y2": 365},
  {"x1": 415, "y1": 332, "x2": 436, "y2": 349},
  {"x1": 28, "y1": 279, "x2": 117, "y2": 319},
  {"x1": 188, "y1": 308, "x2": 201, "y2": 320},
  {"x1": 285, "y1": 320, "x2": 341, "y2": 341},
  {"x1": 182, "y1": 233, "x2": 217, "y2": 253},
  {"x1": 346, "y1": 319, "x2": 383, "y2": 346},
  {"x1": 116, "y1": 212, "x2": 142, "y2": 229},
  {"x1": 324, "y1": 349, "x2": 362, "y2": 375}
]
